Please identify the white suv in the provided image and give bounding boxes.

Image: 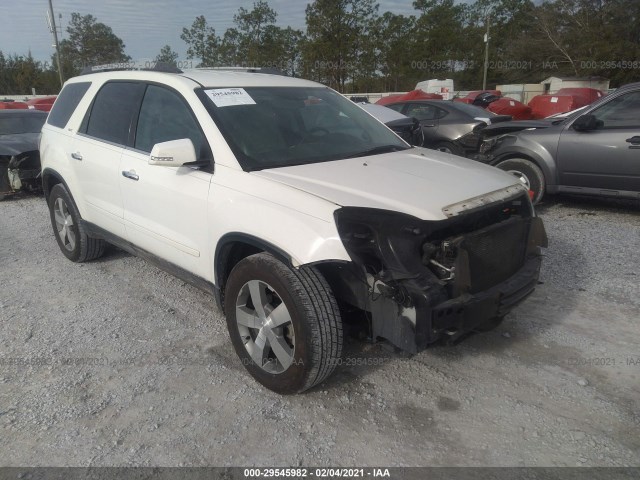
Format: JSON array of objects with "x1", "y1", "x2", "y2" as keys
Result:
[{"x1": 40, "y1": 66, "x2": 547, "y2": 393}]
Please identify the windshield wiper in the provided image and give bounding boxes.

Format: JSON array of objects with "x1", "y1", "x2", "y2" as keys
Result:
[{"x1": 342, "y1": 144, "x2": 409, "y2": 159}]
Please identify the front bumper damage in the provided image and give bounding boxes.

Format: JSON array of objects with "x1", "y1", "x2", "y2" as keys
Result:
[
  {"x1": 330, "y1": 186, "x2": 548, "y2": 353},
  {"x1": 369, "y1": 247, "x2": 542, "y2": 352},
  {"x1": 0, "y1": 151, "x2": 42, "y2": 198}
]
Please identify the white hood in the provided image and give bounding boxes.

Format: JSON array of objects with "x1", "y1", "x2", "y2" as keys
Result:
[{"x1": 251, "y1": 148, "x2": 521, "y2": 221}]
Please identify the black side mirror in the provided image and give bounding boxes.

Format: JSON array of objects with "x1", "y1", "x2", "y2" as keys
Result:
[{"x1": 572, "y1": 114, "x2": 603, "y2": 132}]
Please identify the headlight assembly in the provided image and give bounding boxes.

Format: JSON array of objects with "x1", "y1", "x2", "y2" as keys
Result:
[{"x1": 333, "y1": 207, "x2": 428, "y2": 280}]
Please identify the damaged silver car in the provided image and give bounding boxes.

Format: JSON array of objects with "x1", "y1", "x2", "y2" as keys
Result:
[{"x1": 0, "y1": 110, "x2": 47, "y2": 200}]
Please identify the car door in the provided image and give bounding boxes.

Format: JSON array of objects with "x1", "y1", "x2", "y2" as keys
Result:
[
  {"x1": 556, "y1": 90, "x2": 640, "y2": 193},
  {"x1": 402, "y1": 103, "x2": 440, "y2": 146},
  {"x1": 71, "y1": 82, "x2": 146, "y2": 238},
  {"x1": 119, "y1": 84, "x2": 213, "y2": 278}
]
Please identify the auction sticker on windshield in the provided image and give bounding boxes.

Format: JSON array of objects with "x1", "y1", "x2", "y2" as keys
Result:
[{"x1": 205, "y1": 88, "x2": 256, "y2": 107}]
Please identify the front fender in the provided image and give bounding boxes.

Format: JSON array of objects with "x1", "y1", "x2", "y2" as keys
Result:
[
  {"x1": 490, "y1": 135, "x2": 558, "y2": 187},
  {"x1": 208, "y1": 166, "x2": 351, "y2": 284}
]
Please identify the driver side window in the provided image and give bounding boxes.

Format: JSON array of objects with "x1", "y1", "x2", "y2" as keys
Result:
[
  {"x1": 135, "y1": 85, "x2": 210, "y2": 159},
  {"x1": 591, "y1": 91, "x2": 640, "y2": 129}
]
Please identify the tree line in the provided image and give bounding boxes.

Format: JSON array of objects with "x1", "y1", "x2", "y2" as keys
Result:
[{"x1": 1, "y1": 0, "x2": 638, "y2": 95}]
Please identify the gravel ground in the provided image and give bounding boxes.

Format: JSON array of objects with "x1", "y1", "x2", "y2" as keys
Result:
[{"x1": 0, "y1": 194, "x2": 639, "y2": 467}]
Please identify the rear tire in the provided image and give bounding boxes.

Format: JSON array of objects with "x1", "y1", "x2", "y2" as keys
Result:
[
  {"x1": 224, "y1": 252, "x2": 343, "y2": 394},
  {"x1": 495, "y1": 158, "x2": 545, "y2": 205},
  {"x1": 48, "y1": 184, "x2": 105, "y2": 262}
]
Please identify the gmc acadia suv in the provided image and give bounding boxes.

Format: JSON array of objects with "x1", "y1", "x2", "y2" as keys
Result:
[{"x1": 39, "y1": 66, "x2": 547, "y2": 393}]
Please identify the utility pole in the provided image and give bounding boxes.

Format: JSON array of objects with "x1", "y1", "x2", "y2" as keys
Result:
[
  {"x1": 47, "y1": 0, "x2": 64, "y2": 88},
  {"x1": 482, "y1": 14, "x2": 490, "y2": 90}
]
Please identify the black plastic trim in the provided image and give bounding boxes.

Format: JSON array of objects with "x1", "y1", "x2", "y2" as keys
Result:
[
  {"x1": 214, "y1": 232, "x2": 294, "y2": 299},
  {"x1": 82, "y1": 220, "x2": 218, "y2": 299}
]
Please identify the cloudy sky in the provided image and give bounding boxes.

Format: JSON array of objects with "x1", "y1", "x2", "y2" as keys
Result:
[{"x1": 1, "y1": 0, "x2": 417, "y2": 65}]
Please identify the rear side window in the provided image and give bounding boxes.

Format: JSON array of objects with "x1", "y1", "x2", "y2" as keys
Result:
[
  {"x1": 84, "y1": 82, "x2": 145, "y2": 145},
  {"x1": 47, "y1": 82, "x2": 91, "y2": 128},
  {"x1": 406, "y1": 103, "x2": 438, "y2": 121}
]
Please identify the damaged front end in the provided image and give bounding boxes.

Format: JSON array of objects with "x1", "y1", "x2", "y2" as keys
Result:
[
  {"x1": 0, "y1": 151, "x2": 42, "y2": 199},
  {"x1": 329, "y1": 184, "x2": 547, "y2": 352}
]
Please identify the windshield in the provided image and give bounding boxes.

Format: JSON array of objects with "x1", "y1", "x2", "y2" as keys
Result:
[
  {"x1": 448, "y1": 102, "x2": 497, "y2": 118},
  {"x1": 198, "y1": 86, "x2": 409, "y2": 171},
  {"x1": 0, "y1": 114, "x2": 46, "y2": 135}
]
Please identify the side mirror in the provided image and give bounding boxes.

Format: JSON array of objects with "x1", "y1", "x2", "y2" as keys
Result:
[
  {"x1": 572, "y1": 114, "x2": 602, "y2": 132},
  {"x1": 149, "y1": 138, "x2": 196, "y2": 167}
]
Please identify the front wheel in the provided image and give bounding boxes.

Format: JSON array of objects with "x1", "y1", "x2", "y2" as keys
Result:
[
  {"x1": 495, "y1": 158, "x2": 546, "y2": 205},
  {"x1": 224, "y1": 253, "x2": 343, "y2": 394},
  {"x1": 48, "y1": 184, "x2": 106, "y2": 262}
]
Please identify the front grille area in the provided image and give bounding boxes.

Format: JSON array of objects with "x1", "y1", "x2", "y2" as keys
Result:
[{"x1": 461, "y1": 216, "x2": 529, "y2": 293}]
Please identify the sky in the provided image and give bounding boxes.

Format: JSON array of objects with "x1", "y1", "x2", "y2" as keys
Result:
[{"x1": 0, "y1": 0, "x2": 417, "y2": 65}]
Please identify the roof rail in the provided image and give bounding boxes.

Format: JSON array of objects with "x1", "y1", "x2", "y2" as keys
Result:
[
  {"x1": 187, "y1": 66, "x2": 286, "y2": 76},
  {"x1": 80, "y1": 62, "x2": 183, "y2": 76}
]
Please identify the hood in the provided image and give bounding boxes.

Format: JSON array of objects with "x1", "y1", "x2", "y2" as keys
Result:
[
  {"x1": 0, "y1": 132, "x2": 39, "y2": 156},
  {"x1": 251, "y1": 148, "x2": 521, "y2": 221},
  {"x1": 481, "y1": 120, "x2": 556, "y2": 137}
]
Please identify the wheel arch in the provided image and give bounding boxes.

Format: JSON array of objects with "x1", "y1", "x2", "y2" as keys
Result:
[
  {"x1": 214, "y1": 233, "x2": 294, "y2": 307},
  {"x1": 42, "y1": 168, "x2": 69, "y2": 205},
  {"x1": 490, "y1": 146, "x2": 557, "y2": 187}
]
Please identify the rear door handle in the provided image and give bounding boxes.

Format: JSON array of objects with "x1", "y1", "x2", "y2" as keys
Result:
[
  {"x1": 121, "y1": 170, "x2": 139, "y2": 181},
  {"x1": 71, "y1": 152, "x2": 82, "y2": 161},
  {"x1": 625, "y1": 136, "x2": 640, "y2": 147}
]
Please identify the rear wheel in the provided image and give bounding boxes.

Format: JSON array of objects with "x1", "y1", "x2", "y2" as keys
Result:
[
  {"x1": 496, "y1": 158, "x2": 545, "y2": 205},
  {"x1": 224, "y1": 252, "x2": 343, "y2": 394},
  {"x1": 48, "y1": 184, "x2": 106, "y2": 262}
]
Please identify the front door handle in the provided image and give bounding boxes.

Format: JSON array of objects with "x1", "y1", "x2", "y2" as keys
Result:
[
  {"x1": 625, "y1": 136, "x2": 640, "y2": 146},
  {"x1": 71, "y1": 152, "x2": 83, "y2": 161},
  {"x1": 121, "y1": 170, "x2": 139, "y2": 181}
]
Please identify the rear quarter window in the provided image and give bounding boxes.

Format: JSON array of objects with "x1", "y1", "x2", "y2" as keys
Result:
[
  {"x1": 47, "y1": 82, "x2": 92, "y2": 128},
  {"x1": 83, "y1": 82, "x2": 145, "y2": 146}
]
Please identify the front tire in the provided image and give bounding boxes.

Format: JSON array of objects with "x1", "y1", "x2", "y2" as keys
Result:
[
  {"x1": 224, "y1": 252, "x2": 343, "y2": 394},
  {"x1": 48, "y1": 184, "x2": 106, "y2": 262},
  {"x1": 495, "y1": 158, "x2": 545, "y2": 205}
]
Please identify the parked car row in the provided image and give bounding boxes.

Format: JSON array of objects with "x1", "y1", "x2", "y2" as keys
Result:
[
  {"x1": 476, "y1": 82, "x2": 640, "y2": 204},
  {"x1": 451, "y1": 87, "x2": 605, "y2": 120},
  {"x1": 360, "y1": 82, "x2": 639, "y2": 205},
  {"x1": 0, "y1": 96, "x2": 57, "y2": 112}
]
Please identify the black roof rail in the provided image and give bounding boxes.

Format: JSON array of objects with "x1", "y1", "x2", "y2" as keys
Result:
[{"x1": 80, "y1": 62, "x2": 183, "y2": 76}]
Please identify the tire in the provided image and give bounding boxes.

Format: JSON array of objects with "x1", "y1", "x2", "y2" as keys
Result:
[
  {"x1": 434, "y1": 142, "x2": 464, "y2": 157},
  {"x1": 224, "y1": 252, "x2": 343, "y2": 394},
  {"x1": 48, "y1": 183, "x2": 106, "y2": 262},
  {"x1": 495, "y1": 158, "x2": 545, "y2": 205}
]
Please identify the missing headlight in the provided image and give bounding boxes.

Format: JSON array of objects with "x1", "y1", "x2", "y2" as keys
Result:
[{"x1": 422, "y1": 239, "x2": 459, "y2": 282}]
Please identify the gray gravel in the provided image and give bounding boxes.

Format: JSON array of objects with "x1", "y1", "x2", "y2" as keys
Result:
[{"x1": 0, "y1": 194, "x2": 639, "y2": 467}]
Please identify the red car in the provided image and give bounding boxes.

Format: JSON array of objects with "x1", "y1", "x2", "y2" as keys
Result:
[
  {"x1": 0, "y1": 100, "x2": 28, "y2": 110},
  {"x1": 26, "y1": 96, "x2": 57, "y2": 112},
  {"x1": 527, "y1": 88, "x2": 605, "y2": 119}
]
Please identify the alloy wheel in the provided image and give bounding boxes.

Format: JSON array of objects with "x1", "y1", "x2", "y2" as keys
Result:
[
  {"x1": 53, "y1": 197, "x2": 76, "y2": 252},
  {"x1": 235, "y1": 280, "x2": 295, "y2": 374}
]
